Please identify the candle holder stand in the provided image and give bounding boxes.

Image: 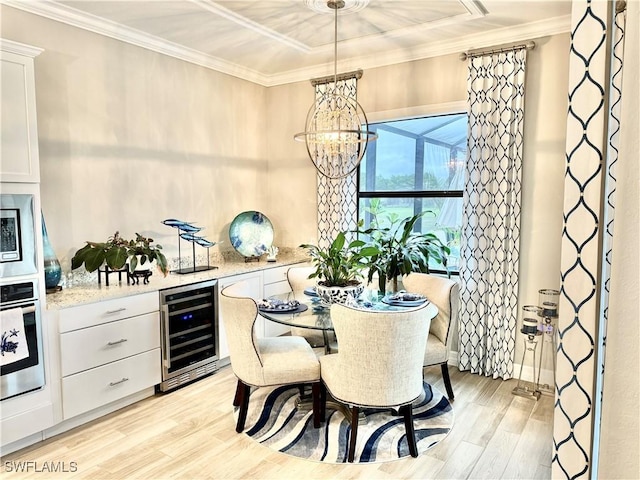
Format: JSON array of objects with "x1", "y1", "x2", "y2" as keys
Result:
[
  {"x1": 512, "y1": 305, "x2": 543, "y2": 400},
  {"x1": 535, "y1": 314, "x2": 557, "y2": 396},
  {"x1": 535, "y1": 289, "x2": 560, "y2": 397}
]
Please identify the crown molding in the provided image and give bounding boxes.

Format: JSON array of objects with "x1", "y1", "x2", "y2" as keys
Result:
[
  {"x1": 1, "y1": 0, "x2": 269, "y2": 85},
  {"x1": 0, "y1": 37, "x2": 44, "y2": 57},
  {"x1": 266, "y1": 14, "x2": 572, "y2": 86},
  {"x1": 2, "y1": 0, "x2": 571, "y2": 87}
]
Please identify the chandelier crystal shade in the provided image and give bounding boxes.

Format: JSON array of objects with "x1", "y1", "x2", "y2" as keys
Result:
[{"x1": 294, "y1": 0, "x2": 377, "y2": 179}]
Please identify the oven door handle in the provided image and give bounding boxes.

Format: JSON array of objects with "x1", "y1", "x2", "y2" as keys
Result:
[
  {"x1": 1, "y1": 305, "x2": 36, "y2": 314},
  {"x1": 161, "y1": 304, "x2": 171, "y2": 370}
]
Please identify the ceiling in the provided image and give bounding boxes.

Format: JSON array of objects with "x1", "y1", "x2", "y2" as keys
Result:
[{"x1": 4, "y1": 0, "x2": 572, "y2": 86}]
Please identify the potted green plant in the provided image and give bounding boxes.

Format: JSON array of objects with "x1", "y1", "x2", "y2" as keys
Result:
[
  {"x1": 300, "y1": 231, "x2": 378, "y2": 304},
  {"x1": 71, "y1": 231, "x2": 169, "y2": 277},
  {"x1": 358, "y1": 210, "x2": 450, "y2": 296}
]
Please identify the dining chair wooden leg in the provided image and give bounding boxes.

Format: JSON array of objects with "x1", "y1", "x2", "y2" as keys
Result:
[
  {"x1": 312, "y1": 382, "x2": 322, "y2": 428},
  {"x1": 235, "y1": 381, "x2": 251, "y2": 433},
  {"x1": 348, "y1": 406, "x2": 360, "y2": 463},
  {"x1": 233, "y1": 379, "x2": 243, "y2": 407},
  {"x1": 319, "y1": 382, "x2": 327, "y2": 422},
  {"x1": 441, "y1": 363, "x2": 455, "y2": 400},
  {"x1": 400, "y1": 404, "x2": 418, "y2": 457}
]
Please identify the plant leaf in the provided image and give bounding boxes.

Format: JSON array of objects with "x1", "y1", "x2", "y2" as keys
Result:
[
  {"x1": 71, "y1": 244, "x2": 93, "y2": 270},
  {"x1": 83, "y1": 248, "x2": 106, "y2": 272},
  {"x1": 105, "y1": 246, "x2": 128, "y2": 270}
]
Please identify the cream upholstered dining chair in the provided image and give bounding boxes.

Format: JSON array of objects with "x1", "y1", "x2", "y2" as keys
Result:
[
  {"x1": 286, "y1": 265, "x2": 327, "y2": 348},
  {"x1": 319, "y1": 303, "x2": 432, "y2": 462},
  {"x1": 402, "y1": 272, "x2": 460, "y2": 400},
  {"x1": 220, "y1": 281, "x2": 322, "y2": 432}
]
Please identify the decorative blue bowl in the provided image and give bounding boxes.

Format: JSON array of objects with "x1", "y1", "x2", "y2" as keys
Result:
[{"x1": 229, "y1": 211, "x2": 274, "y2": 258}]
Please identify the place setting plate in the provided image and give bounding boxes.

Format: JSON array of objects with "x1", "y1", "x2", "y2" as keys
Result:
[
  {"x1": 303, "y1": 286, "x2": 318, "y2": 297},
  {"x1": 381, "y1": 291, "x2": 429, "y2": 307},
  {"x1": 258, "y1": 298, "x2": 308, "y2": 314}
]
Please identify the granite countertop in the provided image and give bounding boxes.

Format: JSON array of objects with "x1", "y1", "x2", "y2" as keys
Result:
[{"x1": 45, "y1": 250, "x2": 311, "y2": 310}]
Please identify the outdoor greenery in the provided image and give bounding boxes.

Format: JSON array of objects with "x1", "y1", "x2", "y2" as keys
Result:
[
  {"x1": 370, "y1": 173, "x2": 442, "y2": 192},
  {"x1": 357, "y1": 201, "x2": 450, "y2": 295},
  {"x1": 71, "y1": 231, "x2": 169, "y2": 276},
  {"x1": 300, "y1": 232, "x2": 379, "y2": 287}
]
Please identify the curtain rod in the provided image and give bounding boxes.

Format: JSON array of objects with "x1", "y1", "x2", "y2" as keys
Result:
[
  {"x1": 310, "y1": 69, "x2": 363, "y2": 86},
  {"x1": 459, "y1": 41, "x2": 536, "y2": 61}
]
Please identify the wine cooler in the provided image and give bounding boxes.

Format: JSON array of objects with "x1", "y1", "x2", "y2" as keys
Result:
[{"x1": 159, "y1": 279, "x2": 219, "y2": 392}]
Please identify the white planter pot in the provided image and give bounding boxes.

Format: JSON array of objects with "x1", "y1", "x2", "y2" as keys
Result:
[
  {"x1": 128, "y1": 255, "x2": 155, "y2": 272},
  {"x1": 316, "y1": 282, "x2": 364, "y2": 305}
]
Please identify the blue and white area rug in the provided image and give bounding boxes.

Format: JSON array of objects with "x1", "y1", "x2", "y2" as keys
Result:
[{"x1": 235, "y1": 382, "x2": 453, "y2": 464}]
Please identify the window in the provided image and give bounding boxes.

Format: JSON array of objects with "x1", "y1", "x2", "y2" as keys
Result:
[{"x1": 357, "y1": 113, "x2": 466, "y2": 273}]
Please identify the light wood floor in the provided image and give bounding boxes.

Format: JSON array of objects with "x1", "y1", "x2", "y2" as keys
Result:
[{"x1": 1, "y1": 365, "x2": 553, "y2": 479}]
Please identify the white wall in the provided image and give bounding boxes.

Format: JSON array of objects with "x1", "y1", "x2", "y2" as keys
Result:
[{"x1": 1, "y1": 6, "x2": 269, "y2": 270}]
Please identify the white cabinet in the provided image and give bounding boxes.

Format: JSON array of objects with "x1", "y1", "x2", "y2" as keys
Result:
[
  {"x1": 217, "y1": 272, "x2": 262, "y2": 361},
  {"x1": 58, "y1": 292, "x2": 160, "y2": 419},
  {"x1": 59, "y1": 312, "x2": 159, "y2": 377},
  {"x1": 61, "y1": 350, "x2": 159, "y2": 419},
  {"x1": 1, "y1": 40, "x2": 43, "y2": 183},
  {"x1": 262, "y1": 265, "x2": 293, "y2": 337}
]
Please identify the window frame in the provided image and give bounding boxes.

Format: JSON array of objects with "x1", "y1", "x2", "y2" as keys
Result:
[{"x1": 356, "y1": 103, "x2": 467, "y2": 276}]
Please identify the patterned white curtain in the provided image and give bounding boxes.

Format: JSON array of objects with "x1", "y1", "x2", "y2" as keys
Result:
[
  {"x1": 553, "y1": 1, "x2": 634, "y2": 476},
  {"x1": 458, "y1": 48, "x2": 527, "y2": 379},
  {"x1": 315, "y1": 78, "x2": 359, "y2": 248}
]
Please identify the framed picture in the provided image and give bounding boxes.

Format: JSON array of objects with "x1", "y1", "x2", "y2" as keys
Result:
[{"x1": 1, "y1": 208, "x2": 23, "y2": 263}]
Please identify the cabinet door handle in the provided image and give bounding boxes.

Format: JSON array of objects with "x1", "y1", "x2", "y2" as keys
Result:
[
  {"x1": 108, "y1": 377, "x2": 129, "y2": 386},
  {"x1": 107, "y1": 338, "x2": 128, "y2": 346},
  {"x1": 105, "y1": 307, "x2": 127, "y2": 315}
]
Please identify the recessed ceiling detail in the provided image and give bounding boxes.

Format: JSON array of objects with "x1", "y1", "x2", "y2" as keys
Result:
[
  {"x1": 2, "y1": 0, "x2": 572, "y2": 87},
  {"x1": 304, "y1": 0, "x2": 371, "y2": 15}
]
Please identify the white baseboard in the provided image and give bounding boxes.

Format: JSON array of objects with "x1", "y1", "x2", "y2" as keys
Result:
[
  {"x1": 448, "y1": 350, "x2": 458, "y2": 366},
  {"x1": 44, "y1": 387, "x2": 155, "y2": 439},
  {"x1": 446, "y1": 349, "x2": 555, "y2": 388},
  {"x1": 0, "y1": 432, "x2": 45, "y2": 456}
]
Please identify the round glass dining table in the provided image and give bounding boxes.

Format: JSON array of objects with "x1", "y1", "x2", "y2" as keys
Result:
[
  {"x1": 258, "y1": 290, "x2": 439, "y2": 354},
  {"x1": 258, "y1": 290, "x2": 439, "y2": 420}
]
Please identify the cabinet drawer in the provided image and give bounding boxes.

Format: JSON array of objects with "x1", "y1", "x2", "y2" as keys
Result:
[
  {"x1": 59, "y1": 292, "x2": 158, "y2": 333},
  {"x1": 62, "y1": 349, "x2": 160, "y2": 419},
  {"x1": 60, "y1": 312, "x2": 160, "y2": 377},
  {"x1": 263, "y1": 265, "x2": 291, "y2": 285},
  {"x1": 264, "y1": 281, "x2": 292, "y2": 297}
]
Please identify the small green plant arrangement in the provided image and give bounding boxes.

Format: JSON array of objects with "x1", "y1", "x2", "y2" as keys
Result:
[
  {"x1": 358, "y1": 207, "x2": 450, "y2": 295},
  {"x1": 300, "y1": 231, "x2": 379, "y2": 287},
  {"x1": 71, "y1": 231, "x2": 169, "y2": 276}
]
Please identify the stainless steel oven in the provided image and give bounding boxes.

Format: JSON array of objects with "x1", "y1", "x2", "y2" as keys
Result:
[
  {"x1": 0, "y1": 194, "x2": 37, "y2": 278},
  {"x1": 159, "y1": 279, "x2": 219, "y2": 392},
  {"x1": 1, "y1": 279, "x2": 45, "y2": 400}
]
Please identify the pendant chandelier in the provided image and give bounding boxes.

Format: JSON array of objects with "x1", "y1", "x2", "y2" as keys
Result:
[{"x1": 294, "y1": 0, "x2": 377, "y2": 179}]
